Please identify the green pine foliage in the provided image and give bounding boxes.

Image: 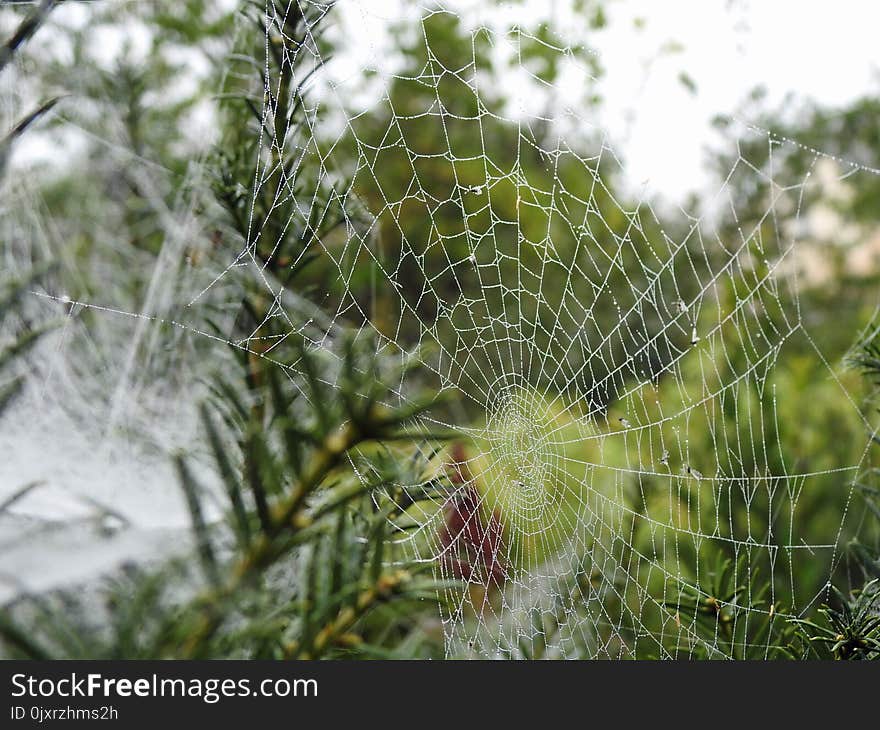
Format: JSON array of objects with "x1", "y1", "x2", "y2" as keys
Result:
[
  {"x1": 0, "y1": 0, "x2": 454, "y2": 660},
  {"x1": 0, "y1": 329, "x2": 453, "y2": 659}
]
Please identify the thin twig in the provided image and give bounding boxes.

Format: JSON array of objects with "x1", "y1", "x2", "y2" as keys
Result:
[{"x1": 0, "y1": 0, "x2": 58, "y2": 73}]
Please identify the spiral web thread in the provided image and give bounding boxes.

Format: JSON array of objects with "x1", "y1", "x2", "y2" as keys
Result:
[{"x1": 33, "y1": 1, "x2": 879, "y2": 657}]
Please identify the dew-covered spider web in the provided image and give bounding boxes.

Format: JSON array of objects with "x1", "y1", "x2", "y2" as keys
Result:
[
  {"x1": 28, "y1": 0, "x2": 880, "y2": 658},
  {"x1": 201, "y1": 0, "x2": 877, "y2": 659}
]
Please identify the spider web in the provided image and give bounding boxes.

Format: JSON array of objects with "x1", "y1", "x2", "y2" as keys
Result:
[
  {"x1": 212, "y1": 0, "x2": 876, "y2": 659},
  {"x1": 23, "y1": 0, "x2": 878, "y2": 657}
]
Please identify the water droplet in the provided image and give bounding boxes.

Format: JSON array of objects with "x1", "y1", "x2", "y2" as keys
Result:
[{"x1": 98, "y1": 514, "x2": 126, "y2": 537}]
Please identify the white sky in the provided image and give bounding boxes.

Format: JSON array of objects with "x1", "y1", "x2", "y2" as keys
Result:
[
  {"x1": 596, "y1": 0, "x2": 880, "y2": 198},
  {"x1": 329, "y1": 0, "x2": 880, "y2": 201}
]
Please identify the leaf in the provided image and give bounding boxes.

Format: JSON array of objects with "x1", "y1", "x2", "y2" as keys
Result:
[
  {"x1": 174, "y1": 454, "x2": 220, "y2": 587},
  {"x1": 201, "y1": 404, "x2": 251, "y2": 547}
]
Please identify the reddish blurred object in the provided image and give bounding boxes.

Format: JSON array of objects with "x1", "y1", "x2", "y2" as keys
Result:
[{"x1": 440, "y1": 443, "x2": 507, "y2": 589}]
